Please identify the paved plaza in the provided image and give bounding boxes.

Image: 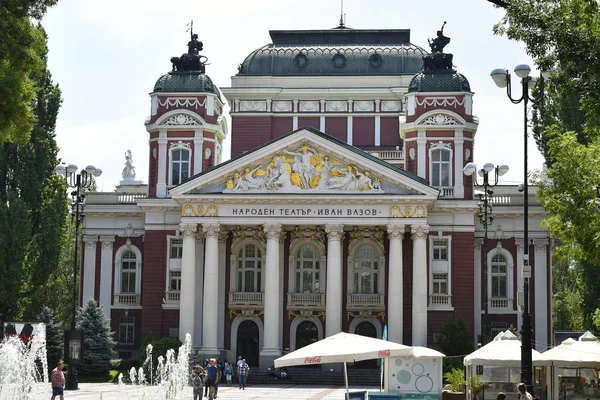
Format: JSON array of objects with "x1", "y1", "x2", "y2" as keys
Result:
[{"x1": 57, "y1": 383, "x2": 379, "y2": 400}]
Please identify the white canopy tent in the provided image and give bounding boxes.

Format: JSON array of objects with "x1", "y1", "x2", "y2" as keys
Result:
[
  {"x1": 274, "y1": 332, "x2": 444, "y2": 399},
  {"x1": 538, "y1": 331, "x2": 600, "y2": 399}
]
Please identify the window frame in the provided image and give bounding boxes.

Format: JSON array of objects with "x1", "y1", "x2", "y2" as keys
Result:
[
  {"x1": 294, "y1": 243, "x2": 322, "y2": 294},
  {"x1": 428, "y1": 234, "x2": 453, "y2": 309},
  {"x1": 428, "y1": 142, "x2": 453, "y2": 189},
  {"x1": 113, "y1": 244, "x2": 143, "y2": 298},
  {"x1": 168, "y1": 143, "x2": 191, "y2": 186},
  {"x1": 230, "y1": 239, "x2": 265, "y2": 293},
  {"x1": 118, "y1": 316, "x2": 135, "y2": 345},
  {"x1": 347, "y1": 239, "x2": 385, "y2": 295},
  {"x1": 289, "y1": 239, "x2": 327, "y2": 295}
]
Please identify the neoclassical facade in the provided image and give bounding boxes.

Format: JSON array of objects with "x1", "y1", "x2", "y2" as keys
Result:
[{"x1": 81, "y1": 25, "x2": 552, "y2": 367}]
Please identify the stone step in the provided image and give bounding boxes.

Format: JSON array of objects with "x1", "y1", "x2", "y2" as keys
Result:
[{"x1": 240, "y1": 367, "x2": 381, "y2": 386}]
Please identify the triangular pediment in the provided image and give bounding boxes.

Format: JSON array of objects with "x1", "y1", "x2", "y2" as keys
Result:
[{"x1": 170, "y1": 126, "x2": 439, "y2": 198}]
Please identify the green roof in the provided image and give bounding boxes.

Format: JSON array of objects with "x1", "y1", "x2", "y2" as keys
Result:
[
  {"x1": 408, "y1": 71, "x2": 471, "y2": 93},
  {"x1": 153, "y1": 73, "x2": 222, "y2": 100}
]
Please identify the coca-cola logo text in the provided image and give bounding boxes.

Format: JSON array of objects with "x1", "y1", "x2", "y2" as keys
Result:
[
  {"x1": 377, "y1": 350, "x2": 391, "y2": 357},
  {"x1": 304, "y1": 356, "x2": 322, "y2": 364}
]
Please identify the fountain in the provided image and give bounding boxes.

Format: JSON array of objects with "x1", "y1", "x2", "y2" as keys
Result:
[{"x1": 0, "y1": 323, "x2": 48, "y2": 400}]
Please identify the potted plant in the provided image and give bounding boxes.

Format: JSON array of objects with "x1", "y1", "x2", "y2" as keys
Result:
[
  {"x1": 442, "y1": 368, "x2": 466, "y2": 400},
  {"x1": 468, "y1": 375, "x2": 486, "y2": 400}
]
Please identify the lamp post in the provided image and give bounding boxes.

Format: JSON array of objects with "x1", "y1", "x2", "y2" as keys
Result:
[
  {"x1": 55, "y1": 163, "x2": 102, "y2": 390},
  {"x1": 464, "y1": 162, "x2": 509, "y2": 345},
  {"x1": 490, "y1": 64, "x2": 549, "y2": 394}
]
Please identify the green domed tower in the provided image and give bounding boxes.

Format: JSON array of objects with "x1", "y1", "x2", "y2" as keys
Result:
[{"x1": 145, "y1": 28, "x2": 227, "y2": 199}]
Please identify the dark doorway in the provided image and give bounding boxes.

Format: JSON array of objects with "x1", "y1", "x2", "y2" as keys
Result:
[
  {"x1": 295, "y1": 321, "x2": 318, "y2": 350},
  {"x1": 236, "y1": 320, "x2": 259, "y2": 367},
  {"x1": 354, "y1": 321, "x2": 378, "y2": 369}
]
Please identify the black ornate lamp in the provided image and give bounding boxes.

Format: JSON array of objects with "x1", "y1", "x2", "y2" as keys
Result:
[
  {"x1": 55, "y1": 163, "x2": 101, "y2": 390},
  {"x1": 490, "y1": 64, "x2": 550, "y2": 395},
  {"x1": 464, "y1": 162, "x2": 509, "y2": 344}
]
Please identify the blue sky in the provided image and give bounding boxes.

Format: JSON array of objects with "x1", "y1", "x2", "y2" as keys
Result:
[{"x1": 42, "y1": 0, "x2": 544, "y2": 191}]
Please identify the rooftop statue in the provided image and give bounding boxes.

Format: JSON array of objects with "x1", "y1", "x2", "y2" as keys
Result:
[
  {"x1": 122, "y1": 149, "x2": 136, "y2": 180},
  {"x1": 170, "y1": 21, "x2": 208, "y2": 74},
  {"x1": 422, "y1": 21, "x2": 454, "y2": 72}
]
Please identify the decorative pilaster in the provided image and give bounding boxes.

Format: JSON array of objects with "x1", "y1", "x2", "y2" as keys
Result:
[
  {"x1": 179, "y1": 223, "x2": 197, "y2": 344},
  {"x1": 411, "y1": 224, "x2": 429, "y2": 346},
  {"x1": 99, "y1": 236, "x2": 115, "y2": 321},
  {"x1": 201, "y1": 223, "x2": 220, "y2": 354},
  {"x1": 325, "y1": 224, "x2": 344, "y2": 337},
  {"x1": 416, "y1": 130, "x2": 427, "y2": 179},
  {"x1": 454, "y1": 131, "x2": 465, "y2": 198},
  {"x1": 262, "y1": 224, "x2": 282, "y2": 361},
  {"x1": 193, "y1": 131, "x2": 204, "y2": 175},
  {"x1": 157, "y1": 131, "x2": 168, "y2": 198},
  {"x1": 217, "y1": 230, "x2": 228, "y2": 350},
  {"x1": 193, "y1": 231, "x2": 205, "y2": 348},
  {"x1": 82, "y1": 235, "x2": 98, "y2": 304},
  {"x1": 533, "y1": 239, "x2": 549, "y2": 351},
  {"x1": 386, "y1": 224, "x2": 405, "y2": 343}
]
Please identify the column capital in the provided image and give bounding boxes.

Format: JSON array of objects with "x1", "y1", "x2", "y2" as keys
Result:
[
  {"x1": 99, "y1": 235, "x2": 115, "y2": 248},
  {"x1": 218, "y1": 230, "x2": 229, "y2": 242},
  {"x1": 180, "y1": 223, "x2": 198, "y2": 237},
  {"x1": 410, "y1": 224, "x2": 429, "y2": 240},
  {"x1": 325, "y1": 224, "x2": 344, "y2": 241},
  {"x1": 533, "y1": 238, "x2": 549, "y2": 250},
  {"x1": 264, "y1": 224, "x2": 282, "y2": 240},
  {"x1": 83, "y1": 235, "x2": 98, "y2": 247},
  {"x1": 202, "y1": 223, "x2": 220, "y2": 238},
  {"x1": 515, "y1": 238, "x2": 530, "y2": 250},
  {"x1": 386, "y1": 224, "x2": 405, "y2": 239}
]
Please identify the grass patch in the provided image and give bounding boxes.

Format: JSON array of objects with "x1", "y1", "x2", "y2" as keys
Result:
[{"x1": 78, "y1": 369, "x2": 120, "y2": 383}]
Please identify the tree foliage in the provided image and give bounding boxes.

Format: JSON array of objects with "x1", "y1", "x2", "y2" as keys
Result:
[
  {"x1": 36, "y1": 306, "x2": 63, "y2": 371},
  {"x1": 0, "y1": 33, "x2": 69, "y2": 322},
  {"x1": 0, "y1": 0, "x2": 59, "y2": 144},
  {"x1": 436, "y1": 317, "x2": 473, "y2": 374},
  {"x1": 493, "y1": 0, "x2": 600, "y2": 331},
  {"x1": 77, "y1": 299, "x2": 116, "y2": 375}
]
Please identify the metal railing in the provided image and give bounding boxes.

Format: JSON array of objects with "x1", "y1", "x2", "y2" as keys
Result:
[
  {"x1": 287, "y1": 293, "x2": 326, "y2": 309},
  {"x1": 114, "y1": 293, "x2": 141, "y2": 306},
  {"x1": 346, "y1": 293, "x2": 385, "y2": 310}
]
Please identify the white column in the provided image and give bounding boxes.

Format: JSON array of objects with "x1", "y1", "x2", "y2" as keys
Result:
[
  {"x1": 325, "y1": 224, "x2": 344, "y2": 337},
  {"x1": 515, "y1": 239, "x2": 525, "y2": 332},
  {"x1": 201, "y1": 223, "x2": 220, "y2": 354},
  {"x1": 193, "y1": 130, "x2": 204, "y2": 175},
  {"x1": 82, "y1": 236, "x2": 98, "y2": 303},
  {"x1": 293, "y1": 100, "x2": 299, "y2": 130},
  {"x1": 375, "y1": 116, "x2": 381, "y2": 146},
  {"x1": 387, "y1": 224, "x2": 405, "y2": 344},
  {"x1": 262, "y1": 224, "x2": 282, "y2": 359},
  {"x1": 474, "y1": 239, "x2": 482, "y2": 346},
  {"x1": 193, "y1": 232, "x2": 205, "y2": 348},
  {"x1": 347, "y1": 115, "x2": 353, "y2": 145},
  {"x1": 217, "y1": 231, "x2": 228, "y2": 350},
  {"x1": 320, "y1": 116, "x2": 326, "y2": 132},
  {"x1": 534, "y1": 239, "x2": 549, "y2": 351},
  {"x1": 179, "y1": 223, "x2": 197, "y2": 344},
  {"x1": 454, "y1": 131, "x2": 464, "y2": 198},
  {"x1": 411, "y1": 224, "x2": 429, "y2": 346},
  {"x1": 99, "y1": 236, "x2": 115, "y2": 321},
  {"x1": 157, "y1": 131, "x2": 168, "y2": 198},
  {"x1": 417, "y1": 130, "x2": 427, "y2": 179}
]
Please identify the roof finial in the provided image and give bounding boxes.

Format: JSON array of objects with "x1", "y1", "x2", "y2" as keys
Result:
[
  {"x1": 338, "y1": 0, "x2": 345, "y2": 28},
  {"x1": 186, "y1": 20, "x2": 194, "y2": 38}
]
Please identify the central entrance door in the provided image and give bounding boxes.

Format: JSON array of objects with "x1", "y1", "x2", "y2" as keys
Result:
[
  {"x1": 295, "y1": 320, "x2": 318, "y2": 350},
  {"x1": 236, "y1": 320, "x2": 259, "y2": 367},
  {"x1": 354, "y1": 321, "x2": 378, "y2": 369}
]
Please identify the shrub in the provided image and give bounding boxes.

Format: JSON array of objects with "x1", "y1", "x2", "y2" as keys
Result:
[{"x1": 443, "y1": 368, "x2": 465, "y2": 392}]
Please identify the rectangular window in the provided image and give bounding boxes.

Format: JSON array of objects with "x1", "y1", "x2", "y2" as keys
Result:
[
  {"x1": 118, "y1": 317, "x2": 135, "y2": 344},
  {"x1": 432, "y1": 273, "x2": 448, "y2": 294},
  {"x1": 121, "y1": 268, "x2": 136, "y2": 293},
  {"x1": 433, "y1": 239, "x2": 448, "y2": 260},
  {"x1": 431, "y1": 149, "x2": 451, "y2": 187},
  {"x1": 169, "y1": 270, "x2": 181, "y2": 291},
  {"x1": 170, "y1": 238, "x2": 183, "y2": 258}
]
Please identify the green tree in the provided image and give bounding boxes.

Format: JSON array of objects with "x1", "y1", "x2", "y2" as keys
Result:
[
  {"x1": 0, "y1": 0, "x2": 59, "y2": 144},
  {"x1": 77, "y1": 299, "x2": 116, "y2": 375},
  {"x1": 36, "y1": 306, "x2": 63, "y2": 371},
  {"x1": 436, "y1": 317, "x2": 473, "y2": 374},
  {"x1": 0, "y1": 30, "x2": 69, "y2": 322}
]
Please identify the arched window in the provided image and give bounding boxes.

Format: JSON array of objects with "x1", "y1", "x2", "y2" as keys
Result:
[
  {"x1": 491, "y1": 253, "x2": 508, "y2": 297},
  {"x1": 431, "y1": 148, "x2": 451, "y2": 187},
  {"x1": 238, "y1": 244, "x2": 262, "y2": 292},
  {"x1": 295, "y1": 244, "x2": 321, "y2": 293},
  {"x1": 170, "y1": 148, "x2": 190, "y2": 185},
  {"x1": 295, "y1": 321, "x2": 318, "y2": 350},
  {"x1": 353, "y1": 244, "x2": 379, "y2": 294},
  {"x1": 121, "y1": 250, "x2": 137, "y2": 294}
]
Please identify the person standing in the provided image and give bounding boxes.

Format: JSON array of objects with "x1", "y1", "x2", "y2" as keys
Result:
[
  {"x1": 190, "y1": 364, "x2": 205, "y2": 400},
  {"x1": 206, "y1": 358, "x2": 219, "y2": 400},
  {"x1": 224, "y1": 361, "x2": 234, "y2": 386},
  {"x1": 237, "y1": 358, "x2": 249, "y2": 390},
  {"x1": 517, "y1": 383, "x2": 534, "y2": 400},
  {"x1": 51, "y1": 362, "x2": 65, "y2": 400}
]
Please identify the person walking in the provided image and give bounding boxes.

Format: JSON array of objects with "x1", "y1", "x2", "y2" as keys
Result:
[
  {"x1": 517, "y1": 383, "x2": 534, "y2": 400},
  {"x1": 237, "y1": 358, "x2": 249, "y2": 390},
  {"x1": 224, "y1": 361, "x2": 234, "y2": 386},
  {"x1": 50, "y1": 362, "x2": 65, "y2": 400},
  {"x1": 205, "y1": 358, "x2": 219, "y2": 400},
  {"x1": 190, "y1": 364, "x2": 205, "y2": 400}
]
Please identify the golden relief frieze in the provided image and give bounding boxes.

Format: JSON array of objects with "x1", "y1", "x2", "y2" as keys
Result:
[
  {"x1": 181, "y1": 204, "x2": 219, "y2": 217},
  {"x1": 389, "y1": 204, "x2": 428, "y2": 218},
  {"x1": 224, "y1": 145, "x2": 382, "y2": 193}
]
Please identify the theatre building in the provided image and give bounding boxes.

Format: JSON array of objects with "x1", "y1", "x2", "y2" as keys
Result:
[{"x1": 81, "y1": 24, "x2": 552, "y2": 366}]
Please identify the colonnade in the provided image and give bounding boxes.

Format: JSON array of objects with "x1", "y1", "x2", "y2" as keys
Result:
[{"x1": 178, "y1": 221, "x2": 430, "y2": 363}]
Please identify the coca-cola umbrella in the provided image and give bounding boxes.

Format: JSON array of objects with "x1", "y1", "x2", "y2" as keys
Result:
[{"x1": 274, "y1": 331, "x2": 418, "y2": 400}]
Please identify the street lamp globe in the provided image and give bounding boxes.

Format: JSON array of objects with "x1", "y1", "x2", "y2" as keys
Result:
[
  {"x1": 463, "y1": 162, "x2": 477, "y2": 177},
  {"x1": 514, "y1": 64, "x2": 531, "y2": 78}
]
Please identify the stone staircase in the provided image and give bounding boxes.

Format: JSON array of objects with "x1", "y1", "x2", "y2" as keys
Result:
[{"x1": 244, "y1": 366, "x2": 381, "y2": 386}]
